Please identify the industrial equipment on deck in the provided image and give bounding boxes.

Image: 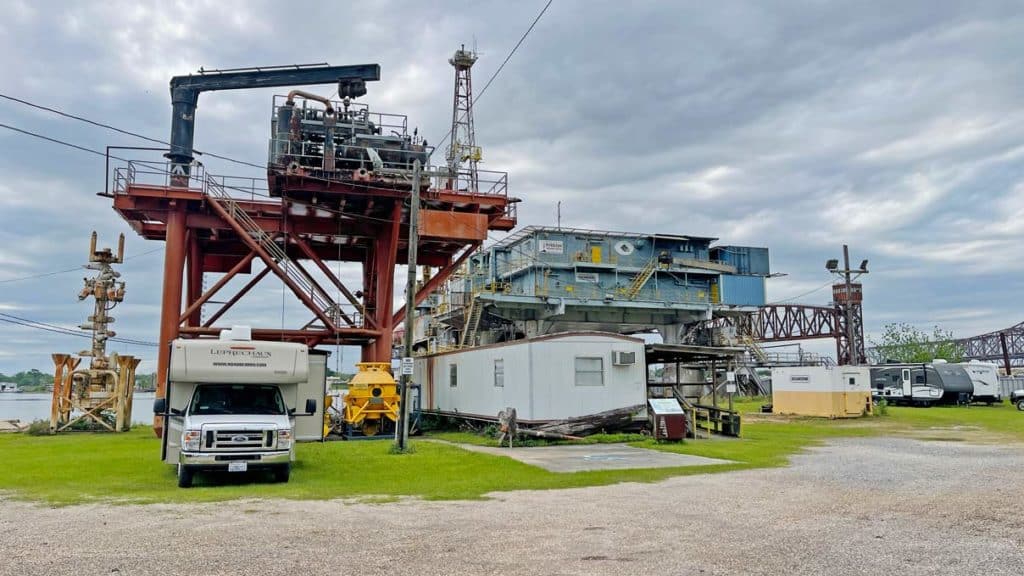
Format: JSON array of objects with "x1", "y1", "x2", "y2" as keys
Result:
[{"x1": 50, "y1": 233, "x2": 141, "y2": 432}]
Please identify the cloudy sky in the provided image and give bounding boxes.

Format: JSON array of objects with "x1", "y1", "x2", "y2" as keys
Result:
[{"x1": 1, "y1": 0, "x2": 1022, "y2": 374}]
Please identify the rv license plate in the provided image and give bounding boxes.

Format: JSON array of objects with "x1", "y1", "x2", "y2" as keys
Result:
[{"x1": 228, "y1": 461, "x2": 248, "y2": 473}]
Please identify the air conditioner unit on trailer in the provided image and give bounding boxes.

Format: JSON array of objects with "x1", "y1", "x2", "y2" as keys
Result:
[{"x1": 612, "y1": 351, "x2": 636, "y2": 365}]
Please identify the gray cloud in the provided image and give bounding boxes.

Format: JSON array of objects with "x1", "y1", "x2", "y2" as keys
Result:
[{"x1": 1, "y1": 0, "x2": 1022, "y2": 372}]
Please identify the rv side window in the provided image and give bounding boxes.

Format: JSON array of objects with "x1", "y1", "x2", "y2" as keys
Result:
[
  {"x1": 494, "y1": 359, "x2": 504, "y2": 387},
  {"x1": 901, "y1": 368, "x2": 911, "y2": 382},
  {"x1": 449, "y1": 364, "x2": 458, "y2": 388},
  {"x1": 915, "y1": 375, "x2": 925, "y2": 384},
  {"x1": 574, "y1": 357, "x2": 604, "y2": 387}
]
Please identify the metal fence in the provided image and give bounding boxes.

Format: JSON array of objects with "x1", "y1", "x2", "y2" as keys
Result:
[{"x1": 999, "y1": 377, "x2": 1024, "y2": 399}]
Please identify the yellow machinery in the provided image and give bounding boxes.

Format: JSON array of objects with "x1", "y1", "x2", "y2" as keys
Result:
[{"x1": 343, "y1": 362, "x2": 400, "y2": 437}]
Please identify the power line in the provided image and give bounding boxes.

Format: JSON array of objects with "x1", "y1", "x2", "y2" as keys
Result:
[
  {"x1": 433, "y1": 0, "x2": 554, "y2": 153},
  {"x1": 0, "y1": 313, "x2": 157, "y2": 347},
  {"x1": 0, "y1": 246, "x2": 164, "y2": 284},
  {"x1": 0, "y1": 92, "x2": 264, "y2": 170},
  {"x1": 0, "y1": 122, "x2": 130, "y2": 161},
  {"x1": 768, "y1": 279, "x2": 834, "y2": 305}
]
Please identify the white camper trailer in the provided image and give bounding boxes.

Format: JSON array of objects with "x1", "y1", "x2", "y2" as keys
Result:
[
  {"x1": 154, "y1": 327, "x2": 326, "y2": 487},
  {"x1": 955, "y1": 361, "x2": 1002, "y2": 404},
  {"x1": 414, "y1": 332, "x2": 646, "y2": 423}
]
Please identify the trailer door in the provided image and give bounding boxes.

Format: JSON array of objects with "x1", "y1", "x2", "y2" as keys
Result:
[
  {"x1": 294, "y1": 352, "x2": 327, "y2": 441},
  {"x1": 901, "y1": 368, "x2": 912, "y2": 397}
]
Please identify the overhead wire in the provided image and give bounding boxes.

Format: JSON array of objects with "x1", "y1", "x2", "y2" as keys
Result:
[
  {"x1": 0, "y1": 92, "x2": 264, "y2": 170},
  {"x1": 0, "y1": 246, "x2": 164, "y2": 284},
  {"x1": 0, "y1": 312, "x2": 158, "y2": 347},
  {"x1": 767, "y1": 279, "x2": 835, "y2": 305},
  {"x1": 432, "y1": 0, "x2": 554, "y2": 153}
]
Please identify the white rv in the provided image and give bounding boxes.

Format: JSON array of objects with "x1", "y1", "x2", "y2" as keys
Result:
[
  {"x1": 153, "y1": 327, "x2": 326, "y2": 488},
  {"x1": 955, "y1": 361, "x2": 1002, "y2": 404}
]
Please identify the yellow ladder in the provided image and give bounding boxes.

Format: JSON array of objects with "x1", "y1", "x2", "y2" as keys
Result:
[{"x1": 626, "y1": 259, "x2": 657, "y2": 300}]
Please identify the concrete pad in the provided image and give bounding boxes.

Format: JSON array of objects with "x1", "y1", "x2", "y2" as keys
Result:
[{"x1": 453, "y1": 442, "x2": 734, "y2": 472}]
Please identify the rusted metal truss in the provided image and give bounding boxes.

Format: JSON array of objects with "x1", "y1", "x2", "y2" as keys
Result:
[{"x1": 707, "y1": 303, "x2": 866, "y2": 365}]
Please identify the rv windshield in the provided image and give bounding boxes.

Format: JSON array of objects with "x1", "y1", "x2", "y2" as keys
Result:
[{"x1": 188, "y1": 384, "x2": 287, "y2": 416}]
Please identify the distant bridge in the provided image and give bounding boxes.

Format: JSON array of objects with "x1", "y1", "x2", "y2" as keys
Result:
[{"x1": 866, "y1": 320, "x2": 1024, "y2": 371}]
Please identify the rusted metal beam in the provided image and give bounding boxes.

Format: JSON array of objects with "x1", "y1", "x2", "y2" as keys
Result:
[
  {"x1": 290, "y1": 233, "x2": 367, "y2": 325},
  {"x1": 179, "y1": 249, "x2": 258, "y2": 325},
  {"x1": 206, "y1": 196, "x2": 337, "y2": 331},
  {"x1": 155, "y1": 203, "x2": 187, "y2": 437},
  {"x1": 288, "y1": 257, "x2": 356, "y2": 327},
  {"x1": 202, "y1": 265, "x2": 272, "y2": 328},
  {"x1": 392, "y1": 243, "x2": 478, "y2": 327}
]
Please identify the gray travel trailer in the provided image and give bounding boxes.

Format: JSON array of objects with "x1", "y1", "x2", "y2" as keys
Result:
[{"x1": 870, "y1": 361, "x2": 974, "y2": 406}]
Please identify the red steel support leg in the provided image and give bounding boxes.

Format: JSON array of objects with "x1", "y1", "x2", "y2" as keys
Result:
[
  {"x1": 186, "y1": 231, "x2": 203, "y2": 327},
  {"x1": 361, "y1": 246, "x2": 377, "y2": 362},
  {"x1": 372, "y1": 201, "x2": 402, "y2": 362},
  {"x1": 155, "y1": 204, "x2": 187, "y2": 437}
]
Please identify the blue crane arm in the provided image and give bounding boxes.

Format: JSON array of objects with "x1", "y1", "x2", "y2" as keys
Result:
[{"x1": 166, "y1": 63, "x2": 381, "y2": 177}]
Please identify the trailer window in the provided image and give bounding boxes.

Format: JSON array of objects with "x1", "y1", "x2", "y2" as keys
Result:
[
  {"x1": 574, "y1": 357, "x2": 604, "y2": 387},
  {"x1": 449, "y1": 364, "x2": 458, "y2": 387},
  {"x1": 494, "y1": 359, "x2": 504, "y2": 387},
  {"x1": 189, "y1": 385, "x2": 286, "y2": 416}
]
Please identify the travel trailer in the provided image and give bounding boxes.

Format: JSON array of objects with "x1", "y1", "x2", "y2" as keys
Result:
[
  {"x1": 153, "y1": 327, "x2": 326, "y2": 487},
  {"x1": 870, "y1": 361, "x2": 974, "y2": 406},
  {"x1": 954, "y1": 361, "x2": 1002, "y2": 404}
]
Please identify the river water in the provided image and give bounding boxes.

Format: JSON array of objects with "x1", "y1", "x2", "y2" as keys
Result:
[{"x1": 0, "y1": 392, "x2": 156, "y2": 425}]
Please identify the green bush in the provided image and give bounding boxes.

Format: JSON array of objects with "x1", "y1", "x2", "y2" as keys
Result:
[
  {"x1": 874, "y1": 398, "x2": 889, "y2": 417},
  {"x1": 25, "y1": 420, "x2": 51, "y2": 436}
]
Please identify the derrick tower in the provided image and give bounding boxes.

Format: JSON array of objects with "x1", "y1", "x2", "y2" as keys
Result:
[{"x1": 447, "y1": 45, "x2": 481, "y2": 193}]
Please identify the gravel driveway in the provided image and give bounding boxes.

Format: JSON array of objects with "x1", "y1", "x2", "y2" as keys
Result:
[{"x1": 2, "y1": 437, "x2": 1022, "y2": 576}]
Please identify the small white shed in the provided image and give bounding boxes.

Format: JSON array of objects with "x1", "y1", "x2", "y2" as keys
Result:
[
  {"x1": 414, "y1": 332, "x2": 646, "y2": 423},
  {"x1": 772, "y1": 366, "x2": 872, "y2": 418}
]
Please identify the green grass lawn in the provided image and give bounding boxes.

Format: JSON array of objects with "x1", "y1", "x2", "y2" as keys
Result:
[{"x1": 1, "y1": 402, "x2": 1020, "y2": 506}]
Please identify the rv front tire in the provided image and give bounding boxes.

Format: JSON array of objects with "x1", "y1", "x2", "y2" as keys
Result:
[
  {"x1": 1016, "y1": 400, "x2": 1024, "y2": 412},
  {"x1": 177, "y1": 464, "x2": 194, "y2": 488},
  {"x1": 274, "y1": 464, "x2": 291, "y2": 483}
]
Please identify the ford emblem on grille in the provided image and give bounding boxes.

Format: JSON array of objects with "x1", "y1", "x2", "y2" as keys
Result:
[{"x1": 231, "y1": 435, "x2": 248, "y2": 443}]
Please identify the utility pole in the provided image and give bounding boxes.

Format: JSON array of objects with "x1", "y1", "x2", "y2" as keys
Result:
[
  {"x1": 396, "y1": 159, "x2": 422, "y2": 451},
  {"x1": 826, "y1": 244, "x2": 868, "y2": 365},
  {"x1": 842, "y1": 245, "x2": 856, "y2": 366}
]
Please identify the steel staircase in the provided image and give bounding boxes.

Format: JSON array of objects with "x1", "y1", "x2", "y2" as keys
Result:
[
  {"x1": 459, "y1": 297, "x2": 484, "y2": 348},
  {"x1": 626, "y1": 259, "x2": 657, "y2": 300},
  {"x1": 742, "y1": 333, "x2": 768, "y2": 363},
  {"x1": 204, "y1": 177, "x2": 347, "y2": 328}
]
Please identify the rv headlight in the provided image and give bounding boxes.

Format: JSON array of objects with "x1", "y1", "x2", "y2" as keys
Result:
[
  {"x1": 277, "y1": 428, "x2": 293, "y2": 449},
  {"x1": 182, "y1": 429, "x2": 202, "y2": 451}
]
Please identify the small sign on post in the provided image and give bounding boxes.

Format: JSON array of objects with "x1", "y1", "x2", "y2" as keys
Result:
[{"x1": 401, "y1": 357, "x2": 414, "y2": 376}]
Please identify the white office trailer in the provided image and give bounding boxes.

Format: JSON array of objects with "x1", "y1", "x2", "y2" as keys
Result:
[
  {"x1": 413, "y1": 332, "x2": 647, "y2": 423},
  {"x1": 771, "y1": 365, "x2": 873, "y2": 418}
]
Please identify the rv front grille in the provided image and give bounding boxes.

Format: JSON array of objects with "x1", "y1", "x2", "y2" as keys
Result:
[{"x1": 207, "y1": 429, "x2": 274, "y2": 451}]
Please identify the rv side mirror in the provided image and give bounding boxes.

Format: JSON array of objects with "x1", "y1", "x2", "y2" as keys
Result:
[
  {"x1": 288, "y1": 407, "x2": 297, "y2": 416},
  {"x1": 153, "y1": 398, "x2": 167, "y2": 414},
  {"x1": 169, "y1": 407, "x2": 183, "y2": 416},
  {"x1": 305, "y1": 398, "x2": 317, "y2": 414}
]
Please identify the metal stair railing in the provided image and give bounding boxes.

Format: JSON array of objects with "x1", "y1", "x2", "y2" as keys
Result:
[
  {"x1": 204, "y1": 176, "x2": 345, "y2": 326},
  {"x1": 742, "y1": 333, "x2": 769, "y2": 363},
  {"x1": 459, "y1": 298, "x2": 484, "y2": 348},
  {"x1": 626, "y1": 259, "x2": 657, "y2": 300}
]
